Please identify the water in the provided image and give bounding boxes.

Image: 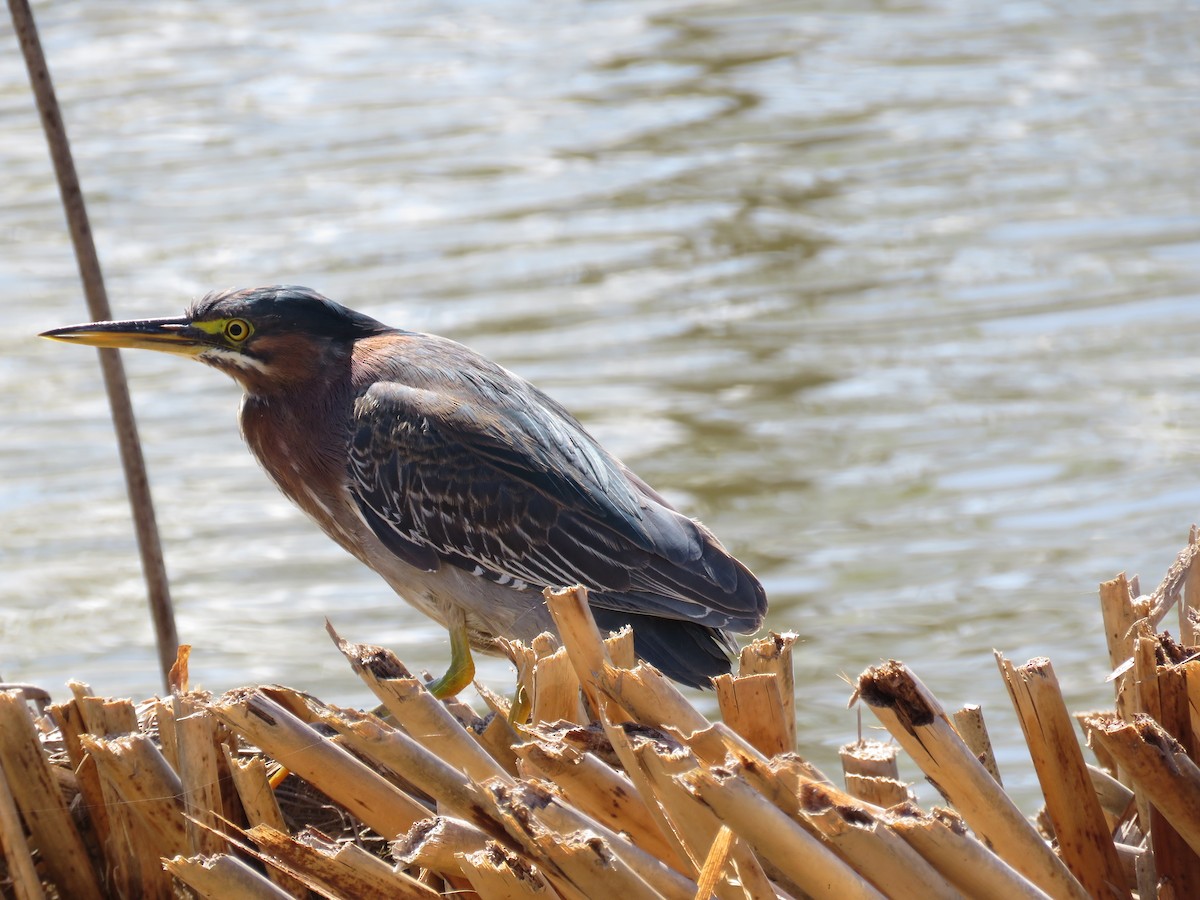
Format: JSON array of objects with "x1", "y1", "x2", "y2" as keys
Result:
[{"x1": 2, "y1": 0, "x2": 1198, "y2": 810}]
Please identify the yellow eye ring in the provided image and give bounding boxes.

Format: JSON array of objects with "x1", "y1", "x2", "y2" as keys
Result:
[{"x1": 224, "y1": 318, "x2": 252, "y2": 342}]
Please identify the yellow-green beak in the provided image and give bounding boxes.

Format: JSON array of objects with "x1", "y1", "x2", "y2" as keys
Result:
[{"x1": 40, "y1": 317, "x2": 210, "y2": 356}]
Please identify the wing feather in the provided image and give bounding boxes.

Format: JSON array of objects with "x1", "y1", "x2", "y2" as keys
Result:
[{"x1": 348, "y1": 378, "x2": 765, "y2": 632}]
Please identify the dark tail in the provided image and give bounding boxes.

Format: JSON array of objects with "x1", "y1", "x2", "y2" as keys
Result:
[{"x1": 591, "y1": 608, "x2": 734, "y2": 688}]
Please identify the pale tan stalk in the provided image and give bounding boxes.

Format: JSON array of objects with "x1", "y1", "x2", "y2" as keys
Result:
[
  {"x1": 798, "y1": 780, "x2": 962, "y2": 900},
  {"x1": 714, "y1": 673, "x2": 791, "y2": 757},
  {"x1": 513, "y1": 740, "x2": 677, "y2": 864},
  {"x1": 0, "y1": 760, "x2": 45, "y2": 900},
  {"x1": 854, "y1": 661, "x2": 1088, "y2": 900},
  {"x1": 739, "y1": 632, "x2": 797, "y2": 748},
  {"x1": 996, "y1": 654, "x2": 1129, "y2": 899},
  {"x1": 223, "y1": 747, "x2": 306, "y2": 898},
  {"x1": 247, "y1": 825, "x2": 439, "y2": 899},
  {"x1": 329, "y1": 623, "x2": 512, "y2": 783},
  {"x1": 393, "y1": 816, "x2": 492, "y2": 877},
  {"x1": 681, "y1": 767, "x2": 886, "y2": 900},
  {"x1": 886, "y1": 807, "x2": 1052, "y2": 900},
  {"x1": 1099, "y1": 573, "x2": 1149, "y2": 722},
  {"x1": 0, "y1": 692, "x2": 103, "y2": 900},
  {"x1": 843, "y1": 774, "x2": 910, "y2": 808},
  {"x1": 531, "y1": 644, "x2": 586, "y2": 725},
  {"x1": 1086, "y1": 714, "x2": 1200, "y2": 859},
  {"x1": 163, "y1": 853, "x2": 296, "y2": 899},
  {"x1": 208, "y1": 688, "x2": 428, "y2": 840},
  {"x1": 840, "y1": 738, "x2": 907, "y2": 805},
  {"x1": 486, "y1": 778, "x2": 699, "y2": 900},
  {"x1": 461, "y1": 841, "x2": 559, "y2": 898},
  {"x1": 172, "y1": 695, "x2": 230, "y2": 856},
  {"x1": 951, "y1": 704, "x2": 1001, "y2": 784}
]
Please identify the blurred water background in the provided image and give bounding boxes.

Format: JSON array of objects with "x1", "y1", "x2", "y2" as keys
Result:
[{"x1": 2, "y1": 0, "x2": 1199, "y2": 809}]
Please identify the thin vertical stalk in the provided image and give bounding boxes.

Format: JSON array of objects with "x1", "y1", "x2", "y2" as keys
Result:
[{"x1": 8, "y1": 0, "x2": 178, "y2": 688}]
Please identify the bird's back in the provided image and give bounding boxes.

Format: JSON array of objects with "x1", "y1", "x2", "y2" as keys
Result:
[{"x1": 342, "y1": 331, "x2": 767, "y2": 685}]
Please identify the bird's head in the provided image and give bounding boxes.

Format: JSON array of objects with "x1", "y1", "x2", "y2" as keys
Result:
[{"x1": 41, "y1": 285, "x2": 394, "y2": 395}]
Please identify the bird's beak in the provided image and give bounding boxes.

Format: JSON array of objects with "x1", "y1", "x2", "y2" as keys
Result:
[{"x1": 40, "y1": 317, "x2": 211, "y2": 357}]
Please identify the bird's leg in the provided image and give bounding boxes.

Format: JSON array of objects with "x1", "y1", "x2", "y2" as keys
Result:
[
  {"x1": 508, "y1": 683, "x2": 532, "y2": 726},
  {"x1": 426, "y1": 613, "x2": 475, "y2": 699}
]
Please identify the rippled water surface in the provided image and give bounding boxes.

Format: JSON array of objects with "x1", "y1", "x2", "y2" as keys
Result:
[{"x1": 2, "y1": 1, "x2": 1199, "y2": 808}]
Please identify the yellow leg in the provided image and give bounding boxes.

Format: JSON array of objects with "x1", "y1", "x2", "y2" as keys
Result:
[
  {"x1": 508, "y1": 683, "x2": 531, "y2": 726},
  {"x1": 426, "y1": 619, "x2": 475, "y2": 699}
]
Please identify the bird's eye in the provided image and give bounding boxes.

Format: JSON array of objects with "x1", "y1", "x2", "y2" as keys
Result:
[{"x1": 224, "y1": 318, "x2": 252, "y2": 342}]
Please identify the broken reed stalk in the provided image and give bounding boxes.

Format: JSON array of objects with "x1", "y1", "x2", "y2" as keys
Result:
[
  {"x1": 1085, "y1": 714, "x2": 1200, "y2": 857},
  {"x1": 839, "y1": 738, "x2": 910, "y2": 806},
  {"x1": 7, "y1": 0, "x2": 177, "y2": 688},
  {"x1": 853, "y1": 661, "x2": 1090, "y2": 900},
  {"x1": 244, "y1": 826, "x2": 438, "y2": 900},
  {"x1": 951, "y1": 703, "x2": 1001, "y2": 784},
  {"x1": 885, "y1": 808, "x2": 1051, "y2": 900},
  {"x1": 0, "y1": 691, "x2": 103, "y2": 900},
  {"x1": 0, "y1": 743, "x2": 45, "y2": 900},
  {"x1": 995, "y1": 653, "x2": 1129, "y2": 899},
  {"x1": 210, "y1": 689, "x2": 429, "y2": 839},
  {"x1": 163, "y1": 853, "x2": 294, "y2": 900},
  {"x1": 16, "y1": 530, "x2": 1200, "y2": 898}
]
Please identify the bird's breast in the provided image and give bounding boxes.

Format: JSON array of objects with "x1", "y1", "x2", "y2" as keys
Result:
[{"x1": 238, "y1": 394, "x2": 364, "y2": 558}]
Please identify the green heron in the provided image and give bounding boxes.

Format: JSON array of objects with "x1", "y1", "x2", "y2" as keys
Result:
[{"x1": 42, "y1": 286, "x2": 767, "y2": 696}]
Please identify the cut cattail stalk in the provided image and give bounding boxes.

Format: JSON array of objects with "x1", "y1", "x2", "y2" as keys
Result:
[
  {"x1": 513, "y1": 740, "x2": 678, "y2": 864},
  {"x1": 209, "y1": 688, "x2": 428, "y2": 840},
  {"x1": 46, "y1": 697, "x2": 114, "y2": 864},
  {"x1": 604, "y1": 626, "x2": 637, "y2": 671},
  {"x1": 461, "y1": 841, "x2": 558, "y2": 898},
  {"x1": 625, "y1": 734, "x2": 771, "y2": 898},
  {"x1": 1075, "y1": 710, "x2": 1120, "y2": 776},
  {"x1": 163, "y1": 853, "x2": 296, "y2": 899},
  {"x1": 246, "y1": 825, "x2": 439, "y2": 899},
  {"x1": 714, "y1": 672, "x2": 791, "y2": 757},
  {"x1": 843, "y1": 773, "x2": 910, "y2": 808},
  {"x1": 223, "y1": 748, "x2": 306, "y2": 898},
  {"x1": 1182, "y1": 527, "x2": 1200, "y2": 639},
  {"x1": 739, "y1": 632, "x2": 797, "y2": 747},
  {"x1": 1147, "y1": 531, "x2": 1200, "y2": 626},
  {"x1": 603, "y1": 663, "x2": 712, "y2": 736},
  {"x1": 599, "y1": 714, "x2": 699, "y2": 875},
  {"x1": 1085, "y1": 714, "x2": 1200, "y2": 861},
  {"x1": 544, "y1": 585, "x2": 614, "y2": 716},
  {"x1": 1099, "y1": 573, "x2": 1149, "y2": 722},
  {"x1": 81, "y1": 734, "x2": 189, "y2": 883},
  {"x1": 530, "y1": 644, "x2": 586, "y2": 725},
  {"x1": 1133, "y1": 628, "x2": 1161, "y2": 722},
  {"x1": 798, "y1": 780, "x2": 962, "y2": 900},
  {"x1": 886, "y1": 806, "x2": 1051, "y2": 900},
  {"x1": 393, "y1": 816, "x2": 492, "y2": 878},
  {"x1": 996, "y1": 654, "x2": 1129, "y2": 899},
  {"x1": 486, "y1": 778, "x2": 699, "y2": 900},
  {"x1": 1145, "y1": 654, "x2": 1200, "y2": 892},
  {"x1": 840, "y1": 737, "x2": 900, "y2": 787},
  {"x1": 329, "y1": 624, "x2": 512, "y2": 782},
  {"x1": 0, "y1": 756, "x2": 44, "y2": 900},
  {"x1": 171, "y1": 694, "x2": 232, "y2": 856},
  {"x1": 854, "y1": 661, "x2": 1089, "y2": 900},
  {"x1": 951, "y1": 704, "x2": 1001, "y2": 785},
  {"x1": 681, "y1": 766, "x2": 886, "y2": 900},
  {"x1": 315, "y1": 704, "x2": 508, "y2": 843}
]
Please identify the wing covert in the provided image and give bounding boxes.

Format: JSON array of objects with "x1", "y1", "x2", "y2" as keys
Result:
[{"x1": 347, "y1": 380, "x2": 765, "y2": 632}]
